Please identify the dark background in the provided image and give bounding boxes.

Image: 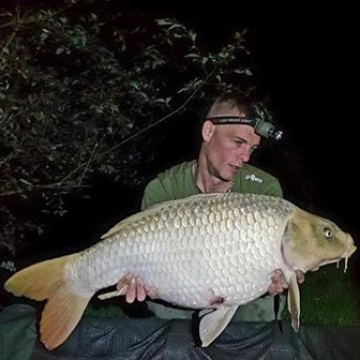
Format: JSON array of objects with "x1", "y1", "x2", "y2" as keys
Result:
[
  {"x1": 49, "y1": 2, "x2": 359, "y2": 253},
  {"x1": 120, "y1": 2, "x2": 358, "y2": 234},
  {"x1": 2, "y1": 1, "x2": 358, "y2": 261}
]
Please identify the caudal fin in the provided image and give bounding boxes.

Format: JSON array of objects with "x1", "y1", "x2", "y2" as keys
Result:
[{"x1": 4, "y1": 254, "x2": 92, "y2": 350}]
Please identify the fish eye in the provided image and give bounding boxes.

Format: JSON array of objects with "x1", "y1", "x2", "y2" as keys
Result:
[{"x1": 323, "y1": 227, "x2": 333, "y2": 238}]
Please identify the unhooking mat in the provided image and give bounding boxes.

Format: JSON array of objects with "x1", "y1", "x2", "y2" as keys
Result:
[{"x1": 1, "y1": 304, "x2": 360, "y2": 360}]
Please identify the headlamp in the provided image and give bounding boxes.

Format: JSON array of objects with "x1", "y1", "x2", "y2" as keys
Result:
[{"x1": 206, "y1": 104, "x2": 283, "y2": 141}]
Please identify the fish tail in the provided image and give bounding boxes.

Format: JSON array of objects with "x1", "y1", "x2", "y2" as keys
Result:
[{"x1": 5, "y1": 254, "x2": 92, "y2": 350}]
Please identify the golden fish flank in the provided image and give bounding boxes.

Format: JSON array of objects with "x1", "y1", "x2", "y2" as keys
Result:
[{"x1": 4, "y1": 193, "x2": 357, "y2": 350}]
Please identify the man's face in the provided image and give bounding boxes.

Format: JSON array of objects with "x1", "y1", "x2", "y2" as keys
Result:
[{"x1": 203, "y1": 118, "x2": 261, "y2": 182}]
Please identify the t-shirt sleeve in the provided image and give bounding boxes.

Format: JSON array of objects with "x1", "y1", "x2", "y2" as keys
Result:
[
  {"x1": 265, "y1": 178, "x2": 283, "y2": 198},
  {"x1": 141, "y1": 180, "x2": 159, "y2": 210},
  {"x1": 141, "y1": 178, "x2": 169, "y2": 210},
  {"x1": 141, "y1": 162, "x2": 194, "y2": 210}
]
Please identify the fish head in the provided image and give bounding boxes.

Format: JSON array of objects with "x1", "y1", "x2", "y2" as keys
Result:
[{"x1": 282, "y1": 208, "x2": 357, "y2": 273}]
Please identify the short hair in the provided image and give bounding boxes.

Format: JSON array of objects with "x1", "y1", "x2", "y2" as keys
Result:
[{"x1": 206, "y1": 91, "x2": 254, "y2": 118}]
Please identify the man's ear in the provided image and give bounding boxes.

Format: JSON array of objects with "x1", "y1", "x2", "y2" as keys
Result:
[{"x1": 202, "y1": 120, "x2": 214, "y2": 141}]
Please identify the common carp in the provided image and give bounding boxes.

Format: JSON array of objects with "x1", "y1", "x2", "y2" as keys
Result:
[{"x1": 4, "y1": 193, "x2": 356, "y2": 350}]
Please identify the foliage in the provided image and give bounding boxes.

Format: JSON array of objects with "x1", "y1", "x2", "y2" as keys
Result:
[{"x1": 0, "y1": 0, "x2": 256, "y2": 255}]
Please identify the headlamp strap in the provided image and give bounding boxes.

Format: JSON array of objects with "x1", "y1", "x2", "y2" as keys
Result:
[{"x1": 206, "y1": 116, "x2": 258, "y2": 127}]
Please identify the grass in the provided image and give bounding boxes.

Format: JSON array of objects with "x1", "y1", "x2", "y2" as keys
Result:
[
  {"x1": 83, "y1": 296, "x2": 152, "y2": 319},
  {"x1": 282, "y1": 261, "x2": 360, "y2": 327}
]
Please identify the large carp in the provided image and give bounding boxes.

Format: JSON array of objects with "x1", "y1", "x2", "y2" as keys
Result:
[{"x1": 4, "y1": 193, "x2": 356, "y2": 350}]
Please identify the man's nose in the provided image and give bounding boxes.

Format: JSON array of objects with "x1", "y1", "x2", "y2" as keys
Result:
[{"x1": 238, "y1": 147, "x2": 252, "y2": 163}]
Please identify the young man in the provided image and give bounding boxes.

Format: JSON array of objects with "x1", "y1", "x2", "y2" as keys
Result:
[{"x1": 121, "y1": 91, "x2": 304, "y2": 321}]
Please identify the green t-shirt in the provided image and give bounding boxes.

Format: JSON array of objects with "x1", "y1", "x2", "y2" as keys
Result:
[
  {"x1": 141, "y1": 160, "x2": 283, "y2": 210},
  {"x1": 141, "y1": 160, "x2": 285, "y2": 322}
]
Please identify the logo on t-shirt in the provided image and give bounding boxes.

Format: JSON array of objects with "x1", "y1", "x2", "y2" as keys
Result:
[{"x1": 245, "y1": 174, "x2": 263, "y2": 183}]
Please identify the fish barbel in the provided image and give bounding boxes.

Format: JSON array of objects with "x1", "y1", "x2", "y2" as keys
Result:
[{"x1": 4, "y1": 193, "x2": 357, "y2": 350}]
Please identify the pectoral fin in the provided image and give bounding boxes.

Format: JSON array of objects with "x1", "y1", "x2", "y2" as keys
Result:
[
  {"x1": 287, "y1": 272, "x2": 300, "y2": 331},
  {"x1": 199, "y1": 305, "x2": 238, "y2": 347}
]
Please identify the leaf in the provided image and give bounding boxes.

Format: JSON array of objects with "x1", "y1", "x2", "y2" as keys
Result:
[{"x1": 56, "y1": 47, "x2": 65, "y2": 55}]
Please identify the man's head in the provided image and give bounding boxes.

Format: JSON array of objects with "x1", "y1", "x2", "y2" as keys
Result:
[{"x1": 199, "y1": 92, "x2": 259, "y2": 182}]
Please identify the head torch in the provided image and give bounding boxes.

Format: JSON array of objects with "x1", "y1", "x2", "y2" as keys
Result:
[{"x1": 206, "y1": 105, "x2": 283, "y2": 141}]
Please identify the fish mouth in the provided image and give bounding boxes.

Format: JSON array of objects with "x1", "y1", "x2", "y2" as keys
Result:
[
  {"x1": 282, "y1": 233, "x2": 357, "y2": 273},
  {"x1": 317, "y1": 236, "x2": 357, "y2": 272},
  {"x1": 340, "y1": 238, "x2": 357, "y2": 272}
]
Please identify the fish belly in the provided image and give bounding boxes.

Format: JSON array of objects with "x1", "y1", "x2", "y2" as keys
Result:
[{"x1": 66, "y1": 193, "x2": 291, "y2": 308}]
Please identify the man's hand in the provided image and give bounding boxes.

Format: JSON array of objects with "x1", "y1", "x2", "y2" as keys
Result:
[
  {"x1": 268, "y1": 269, "x2": 305, "y2": 296},
  {"x1": 117, "y1": 273, "x2": 157, "y2": 303}
]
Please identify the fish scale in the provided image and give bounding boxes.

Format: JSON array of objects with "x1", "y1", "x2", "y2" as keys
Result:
[
  {"x1": 4, "y1": 192, "x2": 356, "y2": 350},
  {"x1": 65, "y1": 193, "x2": 290, "y2": 307}
]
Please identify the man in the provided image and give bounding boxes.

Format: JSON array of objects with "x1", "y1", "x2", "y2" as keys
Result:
[{"x1": 121, "y1": 91, "x2": 304, "y2": 321}]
